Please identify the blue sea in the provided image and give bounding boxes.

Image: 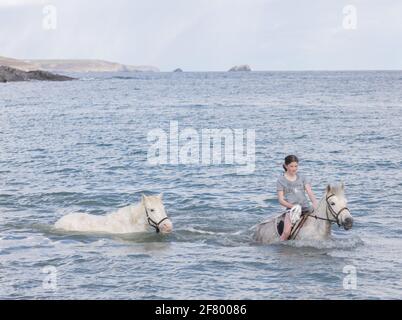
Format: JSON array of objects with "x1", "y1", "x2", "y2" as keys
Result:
[{"x1": 0, "y1": 71, "x2": 401, "y2": 299}]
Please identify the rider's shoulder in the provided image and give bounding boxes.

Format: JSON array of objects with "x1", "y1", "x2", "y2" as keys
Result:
[
  {"x1": 297, "y1": 173, "x2": 305, "y2": 180},
  {"x1": 277, "y1": 174, "x2": 287, "y2": 183},
  {"x1": 297, "y1": 173, "x2": 310, "y2": 183}
]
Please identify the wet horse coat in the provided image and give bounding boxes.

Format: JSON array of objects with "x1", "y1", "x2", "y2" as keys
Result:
[{"x1": 54, "y1": 194, "x2": 173, "y2": 234}]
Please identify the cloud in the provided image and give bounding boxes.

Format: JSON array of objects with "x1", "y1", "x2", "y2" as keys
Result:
[
  {"x1": 0, "y1": 0, "x2": 401, "y2": 70},
  {"x1": 0, "y1": 0, "x2": 45, "y2": 7}
]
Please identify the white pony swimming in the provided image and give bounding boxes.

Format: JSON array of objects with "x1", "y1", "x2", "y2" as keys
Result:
[
  {"x1": 253, "y1": 183, "x2": 353, "y2": 244},
  {"x1": 54, "y1": 194, "x2": 173, "y2": 234}
]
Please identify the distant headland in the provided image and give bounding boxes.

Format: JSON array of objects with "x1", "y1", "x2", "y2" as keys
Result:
[
  {"x1": 0, "y1": 65, "x2": 74, "y2": 83},
  {"x1": 0, "y1": 56, "x2": 256, "y2": 79},
  {"x1": 0, "y1": 55, "x2": 159, "y2": 73}
]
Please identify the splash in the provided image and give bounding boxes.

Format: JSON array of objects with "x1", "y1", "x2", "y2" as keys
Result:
[
  {"x1": 183, "y1": 226, "x2": 243, "y2": 236},
  {"x1": 285, "y1": 235, "x2": 364, "y2": 249}
]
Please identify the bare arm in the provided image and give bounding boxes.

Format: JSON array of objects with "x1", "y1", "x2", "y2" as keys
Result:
[
  {"x1": 278, "y1": 190, "x2": 294, "y2": 209},
  {"x1": 305, "y1": 184, "x2": 318, "y2": 209}
]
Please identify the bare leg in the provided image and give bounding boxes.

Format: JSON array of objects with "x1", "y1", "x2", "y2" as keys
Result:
[{"x1": 280, "y1": 212, "x2": 292, "y2": 241}]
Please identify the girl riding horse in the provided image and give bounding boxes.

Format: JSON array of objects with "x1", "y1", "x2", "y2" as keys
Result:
[{"x1": 277, "y1": 155, "x2": 318, "y2": 241}]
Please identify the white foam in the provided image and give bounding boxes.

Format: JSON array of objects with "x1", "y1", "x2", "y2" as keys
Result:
[
  {"x1": 184, "y1": 227, "x2": 242, "y2": 236},
  {"x1": 285, "y1": 236, "x2": 364, "y2": 249}
]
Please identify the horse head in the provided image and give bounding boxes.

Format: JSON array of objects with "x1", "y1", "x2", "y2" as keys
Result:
[
  {"x1": 141, "y1": 193, "x2": 173, "y2": 234},
  {"x1": 325, "y1": 183, "x2": 353, "y2": 230}
]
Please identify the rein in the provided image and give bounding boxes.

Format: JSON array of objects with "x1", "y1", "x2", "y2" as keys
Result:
[
  {"x1": 144, "y1": 205, "x2": 169, "y2": 233},
  {"x1": 305, "y1": 194, "x2": 349, "y2": 227}
]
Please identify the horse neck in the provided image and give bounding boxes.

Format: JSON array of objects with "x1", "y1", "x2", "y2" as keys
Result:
[
  {"x1": 315, "y1": 195, "x2": 328, "y2": 218},
  {"x1": 307, "y1": 194, "x2": 331, "y2": 234},
  {"x1": 129, "y1": 202, "x2": 147, "y2": 225}
]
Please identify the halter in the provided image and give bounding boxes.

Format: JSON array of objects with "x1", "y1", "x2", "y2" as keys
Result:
[
  {"x1": 143, "y1": 204, "x2": 169, "y2": 233},
  {"x1": 306, "y1": 194, "x2": 350, "y2": 227}
]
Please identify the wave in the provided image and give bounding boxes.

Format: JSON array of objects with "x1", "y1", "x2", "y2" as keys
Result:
[
  {"x1": 78, "y1": 76, "x2": 140, "y2": 81},
  {"x1": 283, "y1": 235, "x2": 364, "y2": 250},
  {"x1": 180, "y1": 226, "x2": 243, "y2": 236},
  {"x1": 78, "y1": 77, "x2": 97, "y2": 81},
  {"x1": 110, "y1": 76, "x2": 138, "y2": 80}
]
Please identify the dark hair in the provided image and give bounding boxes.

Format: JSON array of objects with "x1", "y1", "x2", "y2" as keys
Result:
[{"x1": 283, "y1": 155, "x2": 299, "y2": 171}]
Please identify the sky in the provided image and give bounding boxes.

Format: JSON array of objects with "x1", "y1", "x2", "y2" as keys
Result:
[{"x1": 0, "y1": 0, "x2": 401, "y2": 71}]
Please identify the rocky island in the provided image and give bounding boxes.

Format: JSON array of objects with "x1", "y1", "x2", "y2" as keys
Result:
[{"x1": 228, "y1": 65, "x2": 251, "y2": 72}]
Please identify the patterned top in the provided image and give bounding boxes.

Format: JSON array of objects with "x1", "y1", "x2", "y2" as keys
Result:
[{"x1": 276, "y1": 174, "x2": 311, "y2": 210}]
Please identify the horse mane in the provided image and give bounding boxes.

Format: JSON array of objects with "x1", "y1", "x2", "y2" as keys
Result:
[{"x1": 128, "y1": 201, "x2": 145, "y2": 224}]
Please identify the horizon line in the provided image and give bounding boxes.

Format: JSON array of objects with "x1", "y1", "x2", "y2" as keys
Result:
[{"x1": 2, "y1": 55, "x2": 401, "y2": 72}]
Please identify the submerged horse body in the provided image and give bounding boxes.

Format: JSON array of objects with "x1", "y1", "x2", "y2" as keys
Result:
[
  {"x1": 253, "y1": 183, "x2": 353, "y2": 244},
  {"x1": 54, "y1": 194, "x2": 173, "y2": 234}
]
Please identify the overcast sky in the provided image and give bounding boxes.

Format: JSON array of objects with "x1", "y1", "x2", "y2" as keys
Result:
[{"x1": 0, "y1": 0, "x2": 401, "y2": 71}]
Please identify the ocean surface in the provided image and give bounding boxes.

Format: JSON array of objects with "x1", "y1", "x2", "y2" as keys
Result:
[{"x1": 0, "y1": 71, "x2": 401, "y2": 299}]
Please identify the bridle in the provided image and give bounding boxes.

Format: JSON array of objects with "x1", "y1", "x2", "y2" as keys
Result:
[
  {"x1": 290, "y1": 193, "x2": 350, "y2": 240},
  {"x1": 143, "y1": 204, "x2": 169, "y2": 233},
  {"x1": 305, "y1": 194, "x2": 350, "y2": 227}
]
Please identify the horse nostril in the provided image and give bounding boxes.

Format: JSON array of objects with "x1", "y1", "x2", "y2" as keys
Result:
[
  {"x1": 344, "y1": 217, "x2": 353, "y2": 229},
  {"x1": 160, "y1": 221, "x2": 173, "y2": 233}
]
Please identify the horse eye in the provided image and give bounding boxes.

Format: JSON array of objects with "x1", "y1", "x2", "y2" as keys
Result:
[
  {"x1": 330, "y1": 202, "x2": 335, "y2": 206},
  {"x1": 150, "y1": 209, "x2": 155, "y2": 212}
]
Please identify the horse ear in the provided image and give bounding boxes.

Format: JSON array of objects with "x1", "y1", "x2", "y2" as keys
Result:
[
  {"x1": 158, "y1": 193, "x2": 163, "y2": 199},
  {"x1": 326, "y1": 184, "x2": 332, "y2": 194},
  {"x1": 141, "y1": 194, "x2": 146, "y2": 202},
  {"x1": 341, "y1": 182, "x2": 345, "y2": 190}
]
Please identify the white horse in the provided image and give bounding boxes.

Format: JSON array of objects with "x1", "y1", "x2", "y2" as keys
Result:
[
  {"x1": 54, "y1": 194, "x2": 173, "y2": 234},
  {"x1": 253, "y1": 183, "x2": 353, "y2": 244}
]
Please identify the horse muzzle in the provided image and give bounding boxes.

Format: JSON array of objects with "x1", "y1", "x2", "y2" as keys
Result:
[
  {"x1": 343, "y1": 217, "x2": 353, "y2": 230},
  {"x1": 158, "y1": 219, "x2": 173, "y2": 234}
]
